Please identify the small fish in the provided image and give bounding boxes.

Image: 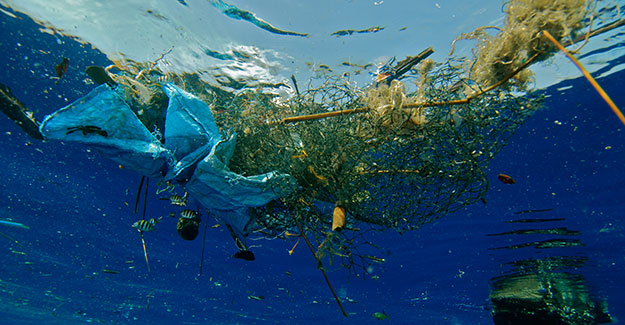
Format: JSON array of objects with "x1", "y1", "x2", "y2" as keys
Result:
[
  {"x1": 247, "y1": 295, "x2": 264, "y2": 301},
  {"x1": 101, "y1": 269, "x2": 120, "y2": 274},
  {"x1": 55, "y1": 57, "x2": 69, "y2": 78},
  {"x1": 373, "y1": 310, "x2": 389, "y2": 320},
  {"x1": 180, "y1": 209, "x2": 199, "y2": 219},
  {"x1": 85, "y1": 66, "x2": 117, "y2": 87},
  {"x1": 159, "y1": 192, "x2": 187, "y2": 206},
  {"x1": 497, "y1": 173, "x2": 515, "y2": 184},
  {"x1": 131, "y1": 217, "x2": 161, "y2": 232}
]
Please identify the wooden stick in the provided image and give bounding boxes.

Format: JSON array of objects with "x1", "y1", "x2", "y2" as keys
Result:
[
  {"x1": 279, "y1": 107, "x2": 368, "y2": 124},
  {"x1": 542, "y1": 30, "x2": 625, "y2": 126},
  {"x1": 292, "y1": 214, "x2": 347, "y2": 317}
]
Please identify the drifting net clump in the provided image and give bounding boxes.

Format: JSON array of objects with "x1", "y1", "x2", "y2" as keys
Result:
[
  {"x1": 456, "y1": 0, "x2": 592, "y2": 90},
  {"x1": 208, "y1": 61, "x2": 542, "y2": 237},
  {"x1": 102, "y1": 0, "x2": 602, "y2": 272}
]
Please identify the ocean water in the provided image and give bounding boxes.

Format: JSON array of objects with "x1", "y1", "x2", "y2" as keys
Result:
[{"x1": 0, "y1": 1, "x2": 624, "y2": 324}]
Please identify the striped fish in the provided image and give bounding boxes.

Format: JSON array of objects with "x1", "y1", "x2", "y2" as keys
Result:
[
  {"x1": 132, "y1": 217, "x2": 161, "y2": 232},
  {"x1": 159, "y1": 192, "x2": 188, "y2": 207},
  {"x1": 180, "y1": 209, "x2": 199, "y2": 220}
]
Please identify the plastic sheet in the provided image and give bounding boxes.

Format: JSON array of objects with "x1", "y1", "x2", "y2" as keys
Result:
[
  {"x1": 39, "y1": 83, "x2": 296, "y2": 235},
  {"x1": 40, "y1": 85, "x2": 173, "y2": 178}
]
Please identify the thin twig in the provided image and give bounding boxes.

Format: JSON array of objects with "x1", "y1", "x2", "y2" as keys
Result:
[
  {"x1": 279, "y1": 107, "x2": 368, "y2": 124},
  {"x1": 292, "y1": 214, "x2": 347, "y2": 317}
]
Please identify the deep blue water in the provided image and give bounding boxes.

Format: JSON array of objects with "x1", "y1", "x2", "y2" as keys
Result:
[{"x1": 1, "y1": 6, "x2": 624, "y2": 325}]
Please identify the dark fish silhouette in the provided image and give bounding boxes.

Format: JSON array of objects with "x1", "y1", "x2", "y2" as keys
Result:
[
  {"x1": 85, "y1": 66, "x2": 117, "y2": 87},
  {"x1": 55, "y1": 57, "x2": 69, "y2": 78}
]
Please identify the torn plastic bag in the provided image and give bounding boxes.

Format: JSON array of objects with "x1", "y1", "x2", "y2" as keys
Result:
[
  {"x1": 162, "y1": 84, "x2": 221, "y2": 181},
  {"x1": 186, "y1": 132, "x2": 297, "y2": 234},
  {"x1": 39, "y1": 82, "x2": 297, "y2": 237},
  {"x1": 39, "y1": 85, "x2": 173, "y2": 178},
  {"x1": 159, "y1": 83, "x2": 297, "y2": 234}
]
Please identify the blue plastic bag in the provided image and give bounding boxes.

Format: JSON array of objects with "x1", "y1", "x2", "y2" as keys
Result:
[
  {"x1": 40, "y1": 83, "x2": 296, "y2": 236},
  {"x1": 39, "y1": 85, "x2": 173, "y2": 178}
]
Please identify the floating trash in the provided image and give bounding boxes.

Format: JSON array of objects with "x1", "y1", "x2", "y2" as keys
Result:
[{"x1": 3, "y1": 0, "x2": 622, "y2": 317}]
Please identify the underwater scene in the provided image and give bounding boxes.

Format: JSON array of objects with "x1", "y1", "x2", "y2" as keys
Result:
[{"x1": 0, "y1": 0, "x2": 624, "y2": 324}]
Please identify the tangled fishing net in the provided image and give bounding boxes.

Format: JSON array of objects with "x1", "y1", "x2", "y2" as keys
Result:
[{"x1": 39, "y1": 0, "x2": 609, "y2": 273}]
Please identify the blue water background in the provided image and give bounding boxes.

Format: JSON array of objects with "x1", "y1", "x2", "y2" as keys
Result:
[{"x1": 1, "y1": 6, "x2": 624, "y2": 325}]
